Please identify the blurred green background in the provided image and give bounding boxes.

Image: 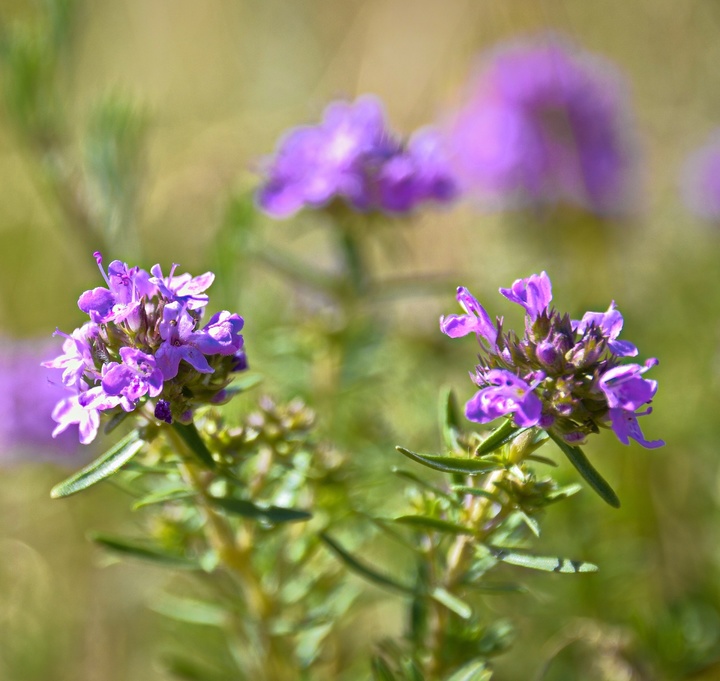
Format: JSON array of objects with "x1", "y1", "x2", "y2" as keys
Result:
[{"x1": 1, "y1": 1, "x2": 720, "y2": 679}]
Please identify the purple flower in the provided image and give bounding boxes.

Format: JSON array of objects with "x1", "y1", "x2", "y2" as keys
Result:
[
  {"x1": 466, "y1": 369, "x2": 542, "y2": 426},
  {"x1": 102, "y1": 347, "x2": 164, "y2": 403},
  {"x1": 77, "y1": 252, "x2": 152, "y2": 325},
  {"x1": 440, "y1": 286, "x2": 497, "y2": 345},
  {"x1": 42, "y1": 323, "x2": 99, "y2": 389},
  {"x1": 573, "y1": 302, "x2": 637, "y2": 357},
  {"x1": 599, "y1": 360, "x2": 658, "y2": 411},
  {"x1": 681, "y1": 132, "x2": 720, "y2": 221},
  {"x1": 0, "y1": 339, "x2": 86, "y2": 459},
  {"x1": 442, "y1": 272, "x2": 662, "y2": 448},
  {"x1": 499, "y1": 271, "x2": 552, "y2": 319},
  {"x1": 376, "y1": 128, "x2": 459, "y2": 213},
  {"x1": 257, "y1": 96, "x2": 398, "y2": 217},
  {"x1": 149, "y1": 263, "x2": 214, "y2": 310},
  {"x1": 446, "y1": 35, "x2": 636, "y2": 216},
  {"x1": 257, "y1": 97, "x2": 458, "y2": 217},
  {"x1": 47, "y1": 252, "x2": 248, "y2": 444},
  {"x1": 608, "y1": 408, "x2": 664, "y2": 449},
  {"x1": 51, "y1": 394, "x2": 101, "y2": 446},
  {"x1": 155, "y1": 304, "x2": 244, "y2": 380}
]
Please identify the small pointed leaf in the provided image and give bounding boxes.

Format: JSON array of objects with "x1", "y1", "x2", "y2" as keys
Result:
[
  {"x1": 548, "y1": 432, "x2": 620, "y2": 508},
  {"x1": 172, "y1": 422, "x2": 217, "y2": 469},
  {"x1": 372, "y1": 657, "x2": 399, "y2": 681},
  {"x1": 151, "y1": 594, "x2": 227, "y2": 626},
  {"x1": 474, "y1": 419, "x2": 519, "y2": 457},
  {"x1": 431, "y1": 586, "x2": 472, "y2": 619},
  {"x1": 394, "y1": 515, "x2": 475, "y2": 536},
  {"x1": 51, "y1": 430, "x2": 144, "y2": 498},
  {"x1": 488, "y1": 546, "x2": 598, "y2": 573},
  {"x1": 89, "y1": 532, "x2": 200, "y2": 569},
  {"x1": 133, "y1": 487, "x2": 195, "y2": 510},
  {"x1": 320, "y1": 533, "x2": 415, "y2": 595},
  {"x1": 208, "y1": 496, "x2": 311, "y2": 524},
  {"x1": 440, "y1": 387, "x2": 463, "y2": 450},
  {"x1": 396, "y1": 447, "x2": 504, "y2": 476}
]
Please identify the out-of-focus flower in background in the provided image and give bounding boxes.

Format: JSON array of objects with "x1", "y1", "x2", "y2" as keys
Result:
[
  {"x1": 681, "y1": 132, "x2": 720, "y2": 222},
  {"x1": 0, "y1": 338, "x2": 85, "y2": 463},
  {"x1": 445, "y1": 34, "x2": 637, "y2": 217},
  {"x1": 256, "y1": 95, "x2": 458, "y2": 217}
]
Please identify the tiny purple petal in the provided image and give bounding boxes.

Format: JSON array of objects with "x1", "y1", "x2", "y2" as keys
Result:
[
  {"x1": 465, "y1": 369, "x2": 542, "y2": 427},
  {"x1": 599, "y1": 360, "x2": 658, "y2": 411},
  {"x1": 154, "y1": 399, "x2": 172, "y2": 424},
  {"x1": 500, "y1": 272, "x2": 552, "y2": 319},
  {"x1": 440, "y1": 286, "x2": 497, "y2": 345},
  {"x1": 609, "y1": 407, "x2": 664, "y2": 448}
]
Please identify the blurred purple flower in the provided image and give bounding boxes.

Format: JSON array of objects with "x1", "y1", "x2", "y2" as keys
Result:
[
  {"x1": 257, "y1": 96, "x2": 458, "y2": 217},
  {"x1": 681, "y1": 133, "x2": 720, "y2": 221},
  {"x1": 0, "y1": 338, "x2": 85, "y2": 461},
  {"x1": 446, "y1": 35, "x2": 636, "y2": 216}
]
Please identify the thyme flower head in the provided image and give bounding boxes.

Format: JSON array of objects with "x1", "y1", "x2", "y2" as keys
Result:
[
  {"x1": 256, "y1": 95, "x2": 458, "y2": 217},
  {"x1": 441, "y1": 272, "x2": 663, "y2": 449},
  {"x1": 44, "y1": 253, "x2": 246, "y2": 444}
]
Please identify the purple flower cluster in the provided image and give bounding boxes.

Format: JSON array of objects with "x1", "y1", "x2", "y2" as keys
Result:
[
  {"x1": 445, "y1": 35, "x2": 635, "y2": 216},
  {"x1": 44, "y1": 253, "x2": 246, "y2": 444},
  {"x1": 441, "y1": 272, "x2": 663, "y2": 449},
  {"x1": 0, "y1": 338, "x2": 84, "y2": 461},
  {"x1": 256, "y1": 96, "x2": 458, "y2": 217}
]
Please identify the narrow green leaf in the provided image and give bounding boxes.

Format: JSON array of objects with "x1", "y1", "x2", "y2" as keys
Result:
[
  {"x1": 431, "y1": 586, "x2": 473, "y2": 619},
  {"x1": 151, "y1": 594, "x2": 227, "y2": 626},
  {"x1": 132, "y1": 487, "x2": 195, "y2": 510},
  {"x1": 208, "y1": 496, "x2": 311, "y2": 524},
  {"x1": 395, "y1": 515, "x2": 475, "y2": 536},
  {"x1": 548, "y1": 432, "x2": 620, "y2": 508},
  {"x1": 392, "y1": 467, "x2": 457, "y2": 502},
  {"x1": 517, "y1": 511, "x2": 541, "y2": 537},
  {"x1": 460, "y1": 581, "x2": 528, "y2": 595},
  {"x1": 525, "y1": 454, "x2": 558, "y2": 467},
  {"x1": 51, "y1": 430, "x2": 144, "y2": 498},
  {"x1": 546, "y1": 483, "x2": 583, "y2": 502},
  {"x1": 445, "y1": 659, "x2": 493, "y2": 681},
  {"x1": 451, "y1": 486, "x2": 503, "y2": 504},
  {"x1": 474, "y1": 419, "x2": 519, "y2": 457},
  {"x1": 320, "y1": 533, "x2": 415, "y2": 595},
  {"x1": 172, "y1": 422, "x2": 217, "y2": 469},
  {"x1": 440, "y1": 387, "x2": 463, "y2": 451},
  {"x1": 488, "y1": 546, "x2": 598, "y2": 573},
  {"x1": 396, "y1": 447, "x2": 504, "y2": 476},
  {"x1": 89, "y1": 532, "x2": 199, "y2": 569}
]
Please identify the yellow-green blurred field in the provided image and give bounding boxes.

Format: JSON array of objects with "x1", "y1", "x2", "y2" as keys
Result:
[{"x1": 2, "y1": 1, "x2": 720, "y2": 680}]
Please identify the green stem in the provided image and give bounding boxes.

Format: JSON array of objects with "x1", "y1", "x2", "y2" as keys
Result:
[{"x1": 165, "y1": 425, "x2": 295, "y2": 681}]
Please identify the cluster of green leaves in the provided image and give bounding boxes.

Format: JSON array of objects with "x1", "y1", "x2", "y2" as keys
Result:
[
  {"x1": 313, "y1": 391, "x2": 598, "y2": 681},
  {"x1": 51, "y1": 394, "x2": 363, "y2": 680}
]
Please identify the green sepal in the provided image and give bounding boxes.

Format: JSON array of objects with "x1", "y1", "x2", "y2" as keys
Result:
[
  {"x1": 172, "y1": 422, "x2": 217, "y2": 470},
  {"x1": 488, "y1": 546, "x2": 598, "y2": 573},
  {"x1": 208, "y1": 496, "x2": 312, "y2": 524},
  {"x1": 474, "y1": 419, "x2": 519, "y2": 457},
  {"x1": 320, "y1": 533, "x2": 415, "y2": 595},
  {"x1": 548, "y1": 432, "x2": 620, "y2": 508},
  {"x1": 394, "y1": 515, "x2": 475, "y2": 536},
  {"x1": 396, "y1": 447, "x2": 505, "y2": 476},
  {"x1": 445, "y1": 659, "x2": 493, "y2": 681},
  {"x1": 440, "y1": 387, "x2": 463, "y2": 451},
  {"x1": 50, "y1": 429, "x2": 144, "y2": 498},
  {"x1": 132, "y1": 487, "x2": 195, "y2": 510},
  {"x1": 89, "y1": 532, "x2": 200, "y2": 569},
  {"x1": 431, "y1": 586, "x2": 473, "y2": 619}
]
